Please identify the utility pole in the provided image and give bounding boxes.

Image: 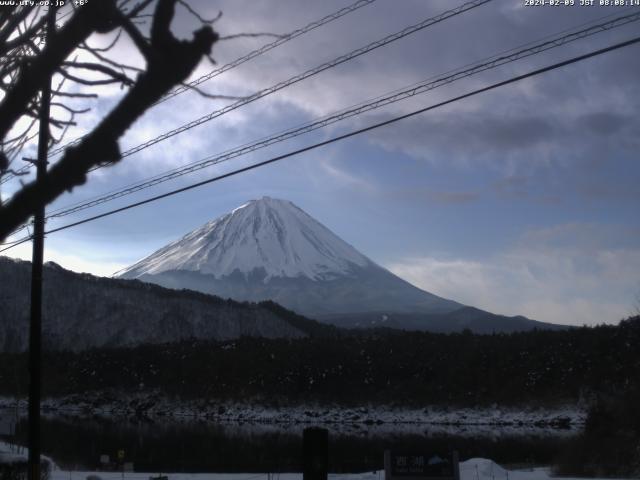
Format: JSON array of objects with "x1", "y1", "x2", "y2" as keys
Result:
[{"x1": 28, "y1": 6, "x2": 55, "y2": 480}]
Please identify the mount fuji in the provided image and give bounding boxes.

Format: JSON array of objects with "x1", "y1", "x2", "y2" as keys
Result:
[{"x1": 119, "y1": 197, "x2": 562, "y2": 333}]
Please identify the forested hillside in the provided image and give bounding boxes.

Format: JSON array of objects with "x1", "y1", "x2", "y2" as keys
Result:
[{"x1": 0, "y1": 257, "x2": 331, "y2": 351}]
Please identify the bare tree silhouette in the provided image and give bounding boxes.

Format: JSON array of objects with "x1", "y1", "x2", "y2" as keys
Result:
[{"x1": 0, "y1": 0, "x2": 221, "y2": 241}]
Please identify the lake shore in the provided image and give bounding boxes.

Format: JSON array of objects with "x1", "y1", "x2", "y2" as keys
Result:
[{"x1": 0, "y1": 394, "x2": 585, "y2": 432}]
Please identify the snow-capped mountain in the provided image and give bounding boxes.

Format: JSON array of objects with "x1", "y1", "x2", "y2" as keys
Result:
[
  {"x1": 119, "y1": 197, "x2": 463, "y2": 319},
  {"x1": 119, "y1": 197, "x2": 561, "y2": 332},
  {"x1": 121, "y1": 196, "x2": 373, "y2": 282}
]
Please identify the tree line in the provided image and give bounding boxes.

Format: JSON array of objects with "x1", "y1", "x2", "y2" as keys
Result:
[{"x1": 1, "y1": 316, "x2": 638, "y2": 407}]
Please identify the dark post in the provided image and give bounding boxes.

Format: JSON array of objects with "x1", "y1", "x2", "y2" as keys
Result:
[
  {"x1": 303, "y1": 427, "x2": 328, "y2": 480},
  {"x1": 452, "y1": 451, "x2": 460, "y2": 480},
  {"x1": 383, "y1": 450, "x2": 391, "y2": 480},
  {"x1": 28, "y1": 6, "x2": 55, "y2": 480}
]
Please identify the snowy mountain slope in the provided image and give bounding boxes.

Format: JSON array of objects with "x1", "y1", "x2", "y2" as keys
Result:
[
  {"x1": 0, "y1": 257, "x2": 320, "y2": 352},
  {"x1": 121, "y1": 197, "x2": 373, "y2": 281},
  {"x1": 119, "y1": 197, "x2": 463, "y2": 318}
]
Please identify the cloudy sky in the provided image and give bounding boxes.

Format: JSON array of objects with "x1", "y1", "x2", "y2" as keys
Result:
[{"x1": 3, "y1": 0, "x2": 640, "y2": 326}]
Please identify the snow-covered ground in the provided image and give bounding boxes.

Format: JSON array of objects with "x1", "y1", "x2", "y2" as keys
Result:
[
  {"x1": 0, "y1": 396, "x2": 586, "y2": 433},
  {"x1": 42, "y1": 459, "x2": 629, "y2": 480},
  {"x1": 0, "y1": 440, "x2": 28, "y2": 466},
  {"x1": 0, "y1": 440, "x2": 56, "y2": 470},
  {"x1": 5, "y1": 439, "x2": 628, "y2": 480}
]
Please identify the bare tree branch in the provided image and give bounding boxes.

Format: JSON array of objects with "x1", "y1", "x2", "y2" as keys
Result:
[
  {"x1": 51, "y1": 89, "x2": 99, "y2": 99},
  {"x1": 61, "y1": 61, "x2": 136, "y2": 85},
  {"x1": 0, "y1": 0, "x2": 219, "y2": 240},
  {"x1": 116, "y1": 12, "x2": 153, "y2": 60},
  {"x1": 56, "y1": 67, "x2": 128, "y2": 86},
  {"x1": 5, "y1": 168, "x2": 30, "y2": 177},
  {"x1": 48, "y1": 117, "x2": 76, "y2": 129},
  {"x1": 126, "y1": 0, "x2": 156, "y2": 19},
  {"x1": 79, "y1": 28, "x2": 123, "y2": 53},
  {"x1": 177, "y1": 0, "x2": 221, "y2": 25},
  {"x1": 0, "y1": 6, "x2": 34, "y2": 47},
  {"x1": 1, "y1": 116, "x2": 38, "y2": 145},
  {"x1": 0, "y1": 1, "x2": 122, "y2": 143},
  {"x1": 179, "y1": 82, "x2": 247, "y2": 101},
  {"x1": 80, "y1": 43, "x2": 144, "y2": 73},
  {"x1": 0, "y1": 15, "x2": 47, "y2": 56},
  {"x1": 50, "y1": 102, "x2": 91, "y2": 115}
]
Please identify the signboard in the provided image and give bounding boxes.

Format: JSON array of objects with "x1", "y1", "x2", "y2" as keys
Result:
[
  {"x1": 100, "y1": 455, "x2": 110, "y2": 465},
  {"x1": 384, "y1": 451, "x2": 459, "y2": 480},
  {"x1": 117, "y1": 450, "x2": 125, "y2": 462}
]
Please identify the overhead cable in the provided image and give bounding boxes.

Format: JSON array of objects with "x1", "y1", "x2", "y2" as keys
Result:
[
  {"x1": 3, "y1": 34, "x2": 637, "y2": 253},
  {"x1": 1, "y1": 0, "x2": 378, "y2": 182},
  {"x1": 43, "y1": 10, "x2": 640, "y2": 220},
  {"x1": 39, "y1": 0, "x2": 492, "y2": 169}
]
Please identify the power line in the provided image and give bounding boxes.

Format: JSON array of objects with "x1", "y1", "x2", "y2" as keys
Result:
[
  {"x1": 0, "y1": 235, "x2": 32, "y2": 253},
  {"x1": 1, "y1": 164, "x2": 30, "y2": 184},
  {"x1": 5, "y1": 7, "x2": 638, "y2": 238},
  {"x1": 157, "y1": 0, "x2": 377, "y2": 105},
  {"x1": 39, "y1": 8, "x2": 640, "y2": 219},
  {"x1": 0, "y1": 235, "x2": 31, "y2": 247},
  {"x1": 0, "y1": 0, "x2": 492, "y2": 217},
  {"x1": 0, "y1": 6, "x2": 93, "y2": 185},
  {"x1": 41, "y1": 0, "x2": 492, "y2": 174},
  {"x1": 41, "y1": 10, "x2": 640, "y2": 221},
  {"x1": 116, "y1": 0, "x2": 492, "y2": 158},
  {"x1": 3, "y1": 34, "x2": 637, "y2": 253},
  {"x1": 2, "y1": 0, "x2": 378, "y2": 183},
  {"x1": 44, "y1": 0, "x2": 378, "y2": 158}
]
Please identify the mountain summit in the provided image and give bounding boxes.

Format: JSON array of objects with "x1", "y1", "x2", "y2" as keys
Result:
[
  {"x1": 119, "y1": 197, "x2": 461, "y2": 317},
  {"x1": 120, "y1": 197, "x2": 562, "y2": 332},
  {"x1": 121, "y1": 197, "x2": 373, "y2": 282}
]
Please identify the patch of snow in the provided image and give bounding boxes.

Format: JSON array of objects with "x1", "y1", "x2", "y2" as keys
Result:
[
  {"x1": 1, "y1": 440, "x2": 57, "y2": 470},
  {"x1": 47, "y1": 459, "x2": 629, "y2": 480}
]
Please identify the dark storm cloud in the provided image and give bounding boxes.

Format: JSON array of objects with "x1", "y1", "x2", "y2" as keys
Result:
[
  {"x1": 364, "y1": 46, "x2": 640, "y2": 174},
  {"x1": 166, "y1": 0, "x2": 640, "y2": 163},
  {"x1": 581, "y1": 112, "x2": 632, "y2": 135},
  {"x1": 367, "y1": 110, "x2": 564, "y2": 161},
  {"x1": 64, "y1": 0, "x2": 640, "y2": 210}
]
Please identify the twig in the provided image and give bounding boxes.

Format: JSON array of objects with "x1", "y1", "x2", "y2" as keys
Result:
[
  {"x1": 116, "y1": 12, "x2": 153, "y2": 60},
  {"x1": 126, "y1": 0, "x2": 155, "y2": 19},
  {"x1": 57, "y1": 67, "x2": 130, "y2": 86},
  {"x1": 50, "y1": 102, "x2": 91, "y2": 115},
  {"x1": 177, "y1": 0, "x2": 222, "y2": 25},
  {"x1": 80, "y1": 28, "x2": 123, "y2": 53},
  {"x1": 81, "y1": 44, "x2": 144, "y2": 73},
  {"x1": 179, "y1": 82, "x2": 248, "y2": 101},
  {"x1": 51, "y1": 90, "x2": 99, "y2": 99},
  {"x1": 61, "y1": 60, "x2": 136, "y2": 85}
]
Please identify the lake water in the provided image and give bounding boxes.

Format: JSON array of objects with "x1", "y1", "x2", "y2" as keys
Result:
[{"x1": 1, "y1": 412, "x2": 578, "y2": 473}]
